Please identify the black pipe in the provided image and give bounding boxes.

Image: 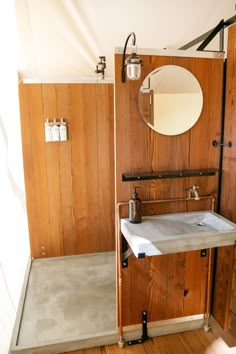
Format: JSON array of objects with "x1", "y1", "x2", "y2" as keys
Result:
[{"x1": 217, "y1": 59, "x2": 227, "y2": 213}]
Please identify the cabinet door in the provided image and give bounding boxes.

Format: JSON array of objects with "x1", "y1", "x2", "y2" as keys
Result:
[{"x1": 122, "y1": 250, "x2": 209, "y2": 326}]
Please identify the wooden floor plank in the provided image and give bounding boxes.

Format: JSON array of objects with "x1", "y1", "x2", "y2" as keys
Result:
[
  {"x1": 153, "y1": 334, "x2": 188, "y2": 354},
  {"x1": 85, "y1": 349, "x2": 103, "y2": 354},
  {"x1": 64, "y1": 317, "x2": 236, "y2": 354},
  {"x1": 103, "y1": 343, "x2": 147, "y2": 353},
  {"x1": 143, "y1": 338, "x2": 161, "y2": 354},
  {"x1": 194, "y1": 328, "x2": 221, "y2": 348},
  {"x1": 179, "y1": 330, "x2": 210, "y2": 352},
  {"x1": 65, "y1": 348, "x2": 103, "y2": 354},
  {"x1": 230, "y1": 314, "x2": 236, "y2": 336},
  {"x1": 210, "y1": 318, "x2": 236, "y2": 349},
  {"x1": 204, "y1": 337, "x2": 233, "y2": 354}
]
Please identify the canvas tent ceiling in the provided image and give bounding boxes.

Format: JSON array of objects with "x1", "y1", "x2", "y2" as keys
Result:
[{"x1": 15, "y1": 0, "x2": 236, "y2": 81}]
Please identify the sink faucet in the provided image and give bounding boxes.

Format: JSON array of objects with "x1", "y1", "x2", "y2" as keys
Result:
[{"x1": 187, "y1": 185, "x2": 200, "y2": 200}]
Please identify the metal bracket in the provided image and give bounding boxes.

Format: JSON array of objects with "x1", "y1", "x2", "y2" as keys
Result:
[
  {"x1": 122, "y1": 248, "x2": 133, "y2": 268},
  {"x1": 212, "y1": 140, "x2": 232, "y2": 148},
  {"x1": 121, "y1": 234, "x2": 134, "y2": 268},
  {"x1": 201, "y1": 249, "x2": 207, "y2": 257},
  {"x1": 179, "y1": 15, "x2": 236, "y2": 51},
  {"x1": 197, "y1": 19, "x2": 224, "y2": 51},
  {"x1": 122, "y1": 234, "x2": 146, "y2": 268},
  {"x1": 127, "y1": 311, "x2": 149, "y2": 346}
]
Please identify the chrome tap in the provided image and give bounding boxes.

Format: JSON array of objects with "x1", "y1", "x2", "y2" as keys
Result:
[
  {"x1": 187, "y1": 185, "x2": 200, "y2": 200},
  {"x1": 95, "y1": 56, "x2": 106, "y2": 79}
]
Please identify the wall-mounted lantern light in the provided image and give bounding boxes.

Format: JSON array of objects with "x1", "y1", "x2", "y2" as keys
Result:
[{"x1": 121, "y1": 32, "x2": 142, "y2": 83}]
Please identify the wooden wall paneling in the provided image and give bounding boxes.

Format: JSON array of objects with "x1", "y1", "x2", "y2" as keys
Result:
[
  {"x1": 148, "y1": 253, "x2": 186, "y2": 322},
  {"x1": 220, "y1": 28, "x2": 236, "y2": 222},
  {"x1": 56, "y1": 84, "x2": 77, "y2": 255},
  {"x1": 114, "y1": 53, "x2": 223, "y2": 326},
  {"x1": 114, "y1": 54, "x2": 223, "y2": 204},
  {"x1": 70, "y1": 84, "x2": 100, "y2": 254},
  {"x1": 95, "y1": 84, "x2": 115, "y2": 251},
  {"x1": 148, "y1": 57, "x2": 190, "y2": 176},
  {"x1": 149, "y1": 57, "x2": 190, "y2": 176},
  {"x1": 18, "y1": 83, "x2": 40, "y2": 258},
  {"x1": 189, "y1": 59, "x2": 223, "y2": 171},
  {"x1": 69, "y1": 84, "x2": 115, "y2": 254},
  {"x1": 58, "y1": 139, "x2": 77, "y2": 255},
  {"x1": 212, "y1": 246, "x2": 235, "y2": 329},
  {"x1": 149, "y1": 56, "x2": 223, "y2": 173},
  {"x1": 69, "y1": 84, "x2": 88, "y2": 254},
  {"x1": 212, "y1": 23, "x2": 236, "y2": 329},
  {"x1": 27, "y1": 84, "x2": 52, "y2": 258},
  {"x1": 42, "y1": 84, "x2": 64, "y2": 257},
  {"x1": 122, "y1": 256, "x2": 149, "y2": 326},
  {"x1": 19, "y1": 82, "x2": 115, "y2": 258},
  {"x1": 232, "y1": 249, "x2": 236, "y2": 317},
  {"x1": 114, "y1": 76, "x2": 133, "y2": 203},
  {"x1": 115, "y1": 54, "x2": 223, "y2": 207},
  {"x1": 115, "y1": 55, "x2": 153, "y2": 204},
  {"x1": 183, "y1": 250, "x2": 209, "y2": 316}
]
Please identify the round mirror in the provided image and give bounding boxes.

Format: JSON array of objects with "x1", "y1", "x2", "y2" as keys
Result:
[{"x1": 138, "y1": 65, "x2": 203, "y2": 136}]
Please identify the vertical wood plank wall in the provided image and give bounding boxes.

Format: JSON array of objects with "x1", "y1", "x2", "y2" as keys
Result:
[
  {"x1": 212, "y1": 24, "x2": 236, "y2": 329},
  {"x1": 19, "y1": 83, "x2": 114, "y2": 258},
  {"x1": 18, "y1": 48, "x2": 234, "y2": 328},
  {"x1": 114, "y1": 54, "x2": 224, "y2": 325}
]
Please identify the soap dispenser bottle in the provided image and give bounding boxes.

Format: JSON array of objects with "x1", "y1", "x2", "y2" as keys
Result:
[
  {"x1": 129, "y1": 186, "x2": 142, "y2": 223},
  {"x1": 52, "y1": 118, "x2": 60, "y2": 141},
  {"x1": 59, "y1": 118, "x2": 67, "y2": 141}
]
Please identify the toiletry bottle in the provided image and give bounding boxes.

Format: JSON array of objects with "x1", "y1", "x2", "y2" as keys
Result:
[
  {"x1": 59, "y1": 118, "x2": 67, "y2": 141},
  {"x1": 45, "y1": 118, "x2": 52, "y2": 142},
  {"x1": 52, "y1": 118, "x2": 60, "y2": 141},
  {"x1": 129, "y1": 187, "x2": 142, "y2": 223}
]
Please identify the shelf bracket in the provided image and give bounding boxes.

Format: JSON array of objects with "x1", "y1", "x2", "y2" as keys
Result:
[
  {"x1": 127, "y1": 311, "x2": 149, "y2": 346},
  {"x1": 122, "y1": 248, "x2": 133, "y2": 268},
  {"x1": 122, "y1": 234, "x2": 133, "y2": 268},
  {"x1": 122, "y1": 235, "x2": 145, "y2": 267}
]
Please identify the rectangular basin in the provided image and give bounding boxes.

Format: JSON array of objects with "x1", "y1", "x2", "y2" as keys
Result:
[{"x1": 121, "y1": 211, "x2": 236, "y2": 257}]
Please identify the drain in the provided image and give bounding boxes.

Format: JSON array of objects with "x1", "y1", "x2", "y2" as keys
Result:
[{"x1": 196, "y1": 222, "x2": 206, "y2": 227}]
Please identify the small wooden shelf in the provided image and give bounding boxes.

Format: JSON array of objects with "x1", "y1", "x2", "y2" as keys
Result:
[{"x1": 122, "y1": 168, "x2": 219, "y2": 182}]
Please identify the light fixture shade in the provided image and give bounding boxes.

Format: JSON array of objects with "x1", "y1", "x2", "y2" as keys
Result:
[
  {"x1": 126, "y1": 52, "x2": 142, "y2": 80},
  {"x1": 121, "y1": 32, "x2": 142, "y2": 83}
]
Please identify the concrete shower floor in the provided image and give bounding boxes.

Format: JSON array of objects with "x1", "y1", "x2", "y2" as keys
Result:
[{"x1": 10, "y1": 252, "x2": 118, "y2": 354}]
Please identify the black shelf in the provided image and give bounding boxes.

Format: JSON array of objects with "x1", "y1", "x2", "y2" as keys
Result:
[{"x1": 122, "y1": 168, "x2": 219, "y2": 182}]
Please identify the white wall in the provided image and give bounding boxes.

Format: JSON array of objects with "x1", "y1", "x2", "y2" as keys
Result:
[
  {"x1": 15, "y1": 0, "x2": 236, "y2": 80},
  {"x1": 0, "y1": 1, "x2": 30, "y2": 353}
]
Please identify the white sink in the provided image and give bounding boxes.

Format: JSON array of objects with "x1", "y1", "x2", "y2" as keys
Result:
[{"x1": 121, "y1": 211, "x2": 236, "y2": 257}]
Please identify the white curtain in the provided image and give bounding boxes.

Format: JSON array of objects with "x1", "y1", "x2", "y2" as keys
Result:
[
  {"x1": 0, "y1": 1, "x2": 30, "y2": 353},
  {"x1": 15, "y1": 0, "x2": 236, "y2": 81}
]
